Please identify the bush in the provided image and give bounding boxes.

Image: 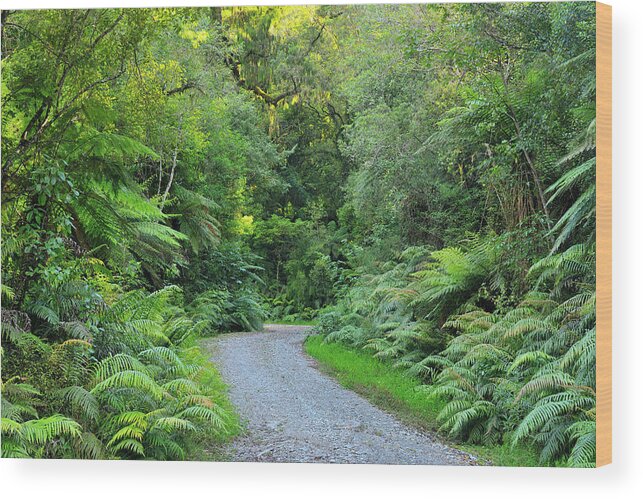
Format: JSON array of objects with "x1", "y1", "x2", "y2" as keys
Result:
[{"x1": 314, "y1": 311, "x2": 343, "y2": 336}]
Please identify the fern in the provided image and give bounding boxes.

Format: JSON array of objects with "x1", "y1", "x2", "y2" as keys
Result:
[
  {"x1": 56, "y1": 386, "x2": 100, "y2": 423},
  {"x1": 92, "y1": 370, "x2": 165, "y2": 401},
  {"x1": 1, "y1": 415, "x2": 82, "y2": 458}
]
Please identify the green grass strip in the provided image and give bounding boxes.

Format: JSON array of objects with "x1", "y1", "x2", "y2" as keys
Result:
[{"x1": 269, "y1": 319, "x2": 318, "y2": 326}]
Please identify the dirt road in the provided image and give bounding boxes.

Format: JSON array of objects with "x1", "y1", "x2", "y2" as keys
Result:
[{"x1": 204, "y1": 324, "x2": 474, "y2": 465}]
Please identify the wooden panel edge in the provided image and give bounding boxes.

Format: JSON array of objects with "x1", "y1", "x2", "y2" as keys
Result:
[{"x1": 595, "y1": 1, "x2": 612, "y2": 468}]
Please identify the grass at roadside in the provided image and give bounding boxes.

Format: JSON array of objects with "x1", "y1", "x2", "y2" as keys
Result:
[
  {"x1": 269, "y1": 319, "x2": 317, "y2": 326},
  {"x1": 187, "y1": 338, "x2": 242, "y2": 461},
  {"x1": 304, "y1": 334, "x2": 541, "y2": 467}
]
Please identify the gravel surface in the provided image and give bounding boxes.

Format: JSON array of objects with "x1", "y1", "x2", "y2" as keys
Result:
[{"x1": 204, "y1": 324, "x2": 476, "y2": 465}]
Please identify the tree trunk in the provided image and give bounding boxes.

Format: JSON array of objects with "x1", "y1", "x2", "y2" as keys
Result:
[{"x1": 161, "y1": 117, "x2": 183, "y2": 208}]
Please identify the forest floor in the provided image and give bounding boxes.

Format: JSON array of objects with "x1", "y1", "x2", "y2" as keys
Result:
[{"x1": 202, "y1": 324, "x2": 477, "y2": 465}]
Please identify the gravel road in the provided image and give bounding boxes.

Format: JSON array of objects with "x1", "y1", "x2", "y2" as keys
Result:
[{"x1": 203, "y1": 324, "x2": 476, "y2": 465}]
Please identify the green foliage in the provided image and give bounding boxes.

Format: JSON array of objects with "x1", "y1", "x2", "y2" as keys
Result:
[
  {"x1": 182, "y1": 243, "x2": 266, "y2": 333},
  {"x1": 1, "y1": 287, "x2": 239, "y2": 459},
  {"x1": 251, "y1": 215, "x2": 343, "y2": 315},
  {"x1": 319, "y1": 238, "x2": 596, "y2": 466}
]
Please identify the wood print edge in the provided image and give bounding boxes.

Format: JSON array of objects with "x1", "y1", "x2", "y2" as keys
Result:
[{"x1": 595, "y1": 1, "x2": 612, "y2": 468}]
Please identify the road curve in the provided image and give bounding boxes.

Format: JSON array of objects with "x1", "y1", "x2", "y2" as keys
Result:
[{"x1": 203, "y1": 324, "x2": 476, "y2": 465}]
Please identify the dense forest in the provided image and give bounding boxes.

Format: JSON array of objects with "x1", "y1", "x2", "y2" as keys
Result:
[{"x1": 1, "y1": 3, "x2": 596, "y2": 466}]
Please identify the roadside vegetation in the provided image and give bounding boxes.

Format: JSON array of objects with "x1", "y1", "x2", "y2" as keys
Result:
[{"x1": 305, "y1": 335, "x2": 540, "y2": 467}]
